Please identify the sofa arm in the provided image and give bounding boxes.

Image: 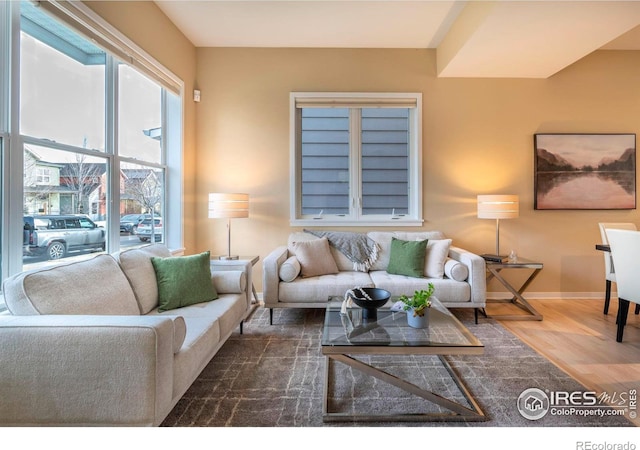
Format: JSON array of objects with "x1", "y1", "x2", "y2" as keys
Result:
[
  {"x1": 448, "y1": 246, "x2": 487, "y2": 307},
  {"x1": 262, "y1": 246, "x2": 289, "y2": 307},
  {"x1": 0, "y1": 315, "x2": 176, "y2": 426}
]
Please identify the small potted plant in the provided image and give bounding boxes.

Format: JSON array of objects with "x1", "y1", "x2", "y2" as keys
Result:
[{"x1": 399, "y1": 283, "x2": 435, "y2": 328}]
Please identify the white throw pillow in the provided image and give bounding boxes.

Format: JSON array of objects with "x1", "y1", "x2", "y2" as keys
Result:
[
  {"x1": 211, "y1": 270, "x2": 247, "y2": 293},
  {"x1": 290, "y1": 238, "x2": 339, "y2": 278},
  {"x1": 116, "y1": 243, "x2": 173, "y2": 314},
  {"x1": 443, "y1": 257, "x2": 469, "y2": 281},
  {"x1": 422, "y1": 239, "x2": 452, "y2": 278},
  {"x1": 279, "y1": 256, "x2": 301, "y2": 282}
]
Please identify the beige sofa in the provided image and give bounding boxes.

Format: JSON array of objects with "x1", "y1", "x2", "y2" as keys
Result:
[
  {"x1": 263, "y1": 231, "x2": 486, "y2": 323},
  {"x1": 0, "y1": 244, "x2": 252, "y2": 426}
]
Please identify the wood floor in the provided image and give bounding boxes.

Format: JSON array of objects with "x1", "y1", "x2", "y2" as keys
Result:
[{"x1": 487, "y1": 298, "x2": 640, "y2": 427}]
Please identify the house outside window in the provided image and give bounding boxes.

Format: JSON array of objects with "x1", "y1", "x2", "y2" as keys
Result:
[{"x1": 290, "y1": 92, "x2": 423, "y2": 226}]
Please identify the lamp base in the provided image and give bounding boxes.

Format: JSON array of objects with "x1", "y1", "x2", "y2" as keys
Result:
[
  {"x1": 219, "y1": 255, "x2": 239, "y2": 260},
  {"x1": 481, "y1": 253, "x2": 507, "y2": 263}
]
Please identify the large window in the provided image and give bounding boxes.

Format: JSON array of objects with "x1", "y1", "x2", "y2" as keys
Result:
[
  {"x1": 290, "y1": 92, "x2": 423, "y2": 226},
  {"x1": 0, "y1": 1, "x2": 183, "y2": 281},
  {"x1": 0, "y1": 137, "x2": 3, "y2": 299},
  {"x1": 19, "y1": 26, "x2": 105, "y2": 150},
  {"x1": 118, "y1": 64, "x2": 162, "y2": 163}
]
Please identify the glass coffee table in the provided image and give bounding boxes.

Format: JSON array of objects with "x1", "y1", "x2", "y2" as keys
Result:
[{"x1": 321, "y1": 297, "x2": 486, "y2": 422}]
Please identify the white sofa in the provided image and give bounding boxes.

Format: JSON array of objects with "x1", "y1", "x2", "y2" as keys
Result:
[
  {"x1": 263, "y1": 231, "x2": 486, "y2": 323},
  {"x1": 0, "y1": 244, "x2": 252, "y2": 426}
]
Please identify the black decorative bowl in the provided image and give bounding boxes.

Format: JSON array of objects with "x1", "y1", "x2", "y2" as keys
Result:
[{"x1": 348, "y1": 288, "x2": 391, "y2": 320}]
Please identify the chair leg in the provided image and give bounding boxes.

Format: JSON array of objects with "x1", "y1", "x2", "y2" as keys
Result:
[
  {"x1": 616, "y1": 299, "x2": 630, "y2": 343},
  {"x1": 604, "y1": 279, "x2": 612, "y2": 315},
  {"x1": 269, "y1": 308, "x2": 273, "y2": 325}
]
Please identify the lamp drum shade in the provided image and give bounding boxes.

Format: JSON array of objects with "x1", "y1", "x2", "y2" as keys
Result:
[
  {"x1": 477, "y1": 195, "x2": 519, "y2": 219},
  {"x1": 208, "y1": 193, "x2": 249, "y2": 219}
]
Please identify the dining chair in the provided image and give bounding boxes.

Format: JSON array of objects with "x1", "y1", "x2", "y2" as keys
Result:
[
  {"x1": 606, "y1": 229, "x2": 640, "y2": 343},
  {"x1": 598, "y1": 222, "x2": 637, "y2": 315}
]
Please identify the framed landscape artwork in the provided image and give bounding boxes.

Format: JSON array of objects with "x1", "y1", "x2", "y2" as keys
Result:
[{"x1": 534, "y1": 133, "x2": 636, "y2": 210}]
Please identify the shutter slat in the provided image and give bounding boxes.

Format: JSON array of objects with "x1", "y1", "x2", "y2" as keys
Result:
[{"x1": 361, "y1": 108, "x2": 409, "y2": 216}]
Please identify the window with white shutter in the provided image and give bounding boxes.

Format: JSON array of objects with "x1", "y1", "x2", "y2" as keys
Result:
[{"x1": 291, "y1": 92, "x2": 422, "y2": 226}]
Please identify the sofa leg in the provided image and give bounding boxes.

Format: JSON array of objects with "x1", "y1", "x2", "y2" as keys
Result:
[
  {"x1": 270, "y1": 308, "x2": 273, "y2": 325},
  {"x1": 240, "y1": 321, "x2": 243, "y2": 335},
  {"x1": 474, "y1": 308, "x2": 479, "y2": 324}
]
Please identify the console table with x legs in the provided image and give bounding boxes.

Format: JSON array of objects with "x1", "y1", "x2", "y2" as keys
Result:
[{"x1": 484, "y1": 257, "x2": 543, "y2": 321}]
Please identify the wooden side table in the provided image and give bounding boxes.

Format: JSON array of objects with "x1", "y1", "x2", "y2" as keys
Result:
[
  {"x1": 485, "y1": 257, "x2": 543, "y2": 321},
  {"x1": 211, "y1": 255, "x2": 260, "y2": 304}
]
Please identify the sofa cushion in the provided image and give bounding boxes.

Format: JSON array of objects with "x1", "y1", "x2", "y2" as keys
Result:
[
  {"x1": 369, "y1": 270, "x2": 471, "y2": 303},
  {"x1": 368, "y1": 231, "x2": 446, "y2": 271},
  {"x1": 279, "y1": 256, "x2": 301, "y2": 282},
  {"x1": 117, "y1": 244, "x2": 172, "y2": 314},
  {"x1": 444, "y1": 257, "x2": 469, "y2": 282},
  {"x1": 290, "y1": 238, "x2": 339, "y2": 278},
  {"x1": 151, "y1": 251, "x2": 218, "y2": 312},
  {"x1": 423, "y1": 239, "x2": 452, "y2": 279},
  {"x1": 387, "y1": 238, "x2": 427, "y2": 278},
  {"x1": 2, "y1": 254, "x2": 139, "y2": 316},
  {"x1": 279, "y1": 271, "x2": 374, "y2": 303}
]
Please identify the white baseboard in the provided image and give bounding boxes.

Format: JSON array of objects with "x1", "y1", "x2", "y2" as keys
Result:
[
  {"x1": 258, "y1": 291, "x2": 609, "y2": 302},
  {"x1": 487, "y1": 292, "x2": 609, "y2": 300}
]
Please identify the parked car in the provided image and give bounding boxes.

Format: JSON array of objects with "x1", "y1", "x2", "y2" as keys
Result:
[
  {"x1": 23, "y1": 215, "x2": 106, "y2": 260},
  {"x1": 136, "y1": 217, "x2": 163, "y2": 242},
  {"x1": 119, "y1": 213, "x2": 152, "y2": 234}
]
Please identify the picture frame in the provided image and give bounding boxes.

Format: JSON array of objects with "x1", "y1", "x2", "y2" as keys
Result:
[{"x1": 534, "y1": 133, "x2": 636, "y2": 210}]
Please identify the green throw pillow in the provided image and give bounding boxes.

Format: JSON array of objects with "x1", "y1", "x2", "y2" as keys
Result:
[
  {"x1": 387, "y1": 237, "x2": 428, "y2": 278},
  {"x1": 151, "y1": 251, "x2": 218, "y2": 312}
]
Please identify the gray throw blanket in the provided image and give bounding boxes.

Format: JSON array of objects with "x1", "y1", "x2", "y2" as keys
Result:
[{"x1": 304, "y1": 229, "x2": 379, "y2": 272}]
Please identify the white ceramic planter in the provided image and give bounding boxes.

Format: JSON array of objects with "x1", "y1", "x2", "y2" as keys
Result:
[{"x1": 406, "y1": 308, "x2": 429, "y2": 328}]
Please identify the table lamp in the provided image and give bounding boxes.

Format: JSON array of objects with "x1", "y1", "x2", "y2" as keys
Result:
[
  {"x1": 208, "y1": 193, "x2": 249, "y2": 260},
  {"x1": 477, "y1": 194, "x2": 519, "y2": 261}
]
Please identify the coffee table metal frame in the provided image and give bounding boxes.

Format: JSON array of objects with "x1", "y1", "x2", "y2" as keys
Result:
[{"x1": 321, "y1": 298, "x2": 486, "y2": 423}]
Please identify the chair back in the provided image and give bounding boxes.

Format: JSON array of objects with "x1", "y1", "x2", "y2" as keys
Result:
[
  {"x1": 606, "y1": 229, "x2": 640, "y2": 305},
  {"x1": 598, "y1": 222, "x2": 637, "y2": 278}
]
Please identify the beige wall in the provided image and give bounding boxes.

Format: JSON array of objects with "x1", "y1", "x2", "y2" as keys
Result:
[
  {"x1": 87, "y1": 1, "x2": 198, "y2": 254},
  {"x1": 196, "y1": 47, "x2": 640, "y2": 296},
  {"x1": 79, "y1": 1, "x2": 640, "y2": 297}
]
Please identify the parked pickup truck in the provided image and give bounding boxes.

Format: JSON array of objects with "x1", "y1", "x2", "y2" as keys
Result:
[{"x1": 23, "y1": 215, "x2": 106, "y2": 260}]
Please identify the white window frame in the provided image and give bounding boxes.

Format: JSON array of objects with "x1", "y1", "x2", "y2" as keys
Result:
[
  {"x1": 35, "y1": 167, "x2": 51, "y2": 184},
  {"x1": 0, "y1": 1, "x2": 184, "y2": 283},
  {"x1": 290, "y1": 92, "x2": 423, "y2": 227}
]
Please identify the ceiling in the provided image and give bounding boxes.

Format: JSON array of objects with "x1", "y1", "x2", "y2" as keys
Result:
[{"x1": 154, "y1": 0, "x2": 640, "y2": 78}]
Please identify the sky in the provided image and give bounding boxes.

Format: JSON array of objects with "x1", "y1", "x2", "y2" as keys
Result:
[
  {"x1": 19, "y1": 29, "x2": 162, "y2": 165},
  {"x1": 535, "y1": 133, "x2": 635, "y2": 168}
]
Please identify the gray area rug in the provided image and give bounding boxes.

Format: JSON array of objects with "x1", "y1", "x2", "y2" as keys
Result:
[{"x1": 162, "y1": 307, "x2": 633, "y2": 427}]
